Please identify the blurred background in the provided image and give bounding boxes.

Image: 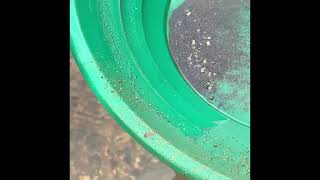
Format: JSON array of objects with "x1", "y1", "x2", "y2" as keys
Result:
[{"x1": 70, "y1": 56, "x2": 175, "y2": 180}]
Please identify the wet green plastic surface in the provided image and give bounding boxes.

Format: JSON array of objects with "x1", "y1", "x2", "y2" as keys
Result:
[{"x1": 70, "y1": 0, "x2": 250, "y2": 179}]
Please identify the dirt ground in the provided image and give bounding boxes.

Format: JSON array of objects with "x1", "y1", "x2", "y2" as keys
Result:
[{"x1": 70, "y1": 57, "x2": 175, "y2": 180}]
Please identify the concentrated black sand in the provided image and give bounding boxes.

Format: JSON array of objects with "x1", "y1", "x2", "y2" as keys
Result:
[{"x1": 169, "y1": 0, "x2": 250, "y2": 122}]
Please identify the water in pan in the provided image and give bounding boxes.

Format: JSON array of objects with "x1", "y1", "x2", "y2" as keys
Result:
[{"x1": 169, "y1": 0, "x2": 250, "y2": 125}]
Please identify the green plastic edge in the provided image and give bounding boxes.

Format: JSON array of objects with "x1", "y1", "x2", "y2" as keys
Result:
[
  {"x1": 70, "y1": 0, "x2": 249, "y2": 179},
  {"x1": 70, "y1": 1, "x2": 230, "y2": 179}
]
